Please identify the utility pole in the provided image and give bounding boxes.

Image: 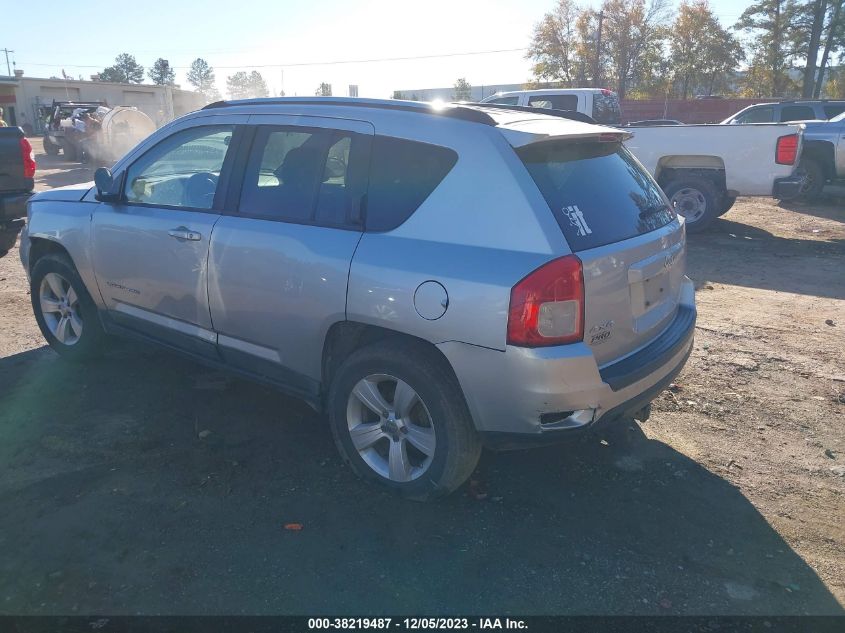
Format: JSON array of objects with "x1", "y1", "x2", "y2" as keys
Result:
[
  {"x1": 2, "y1": 49, "x2": 14, "y2": 77},
  {"x1": 593, "y1": 11, "x2": 603, "y2": 88}
]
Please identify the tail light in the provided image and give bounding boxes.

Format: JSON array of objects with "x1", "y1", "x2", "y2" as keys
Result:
[
  {"x1": 507, "y1": 255, "x2": 584, "y2": 347},
  {"x1": 775, "y1": 134, "x2": 798, "y2": 165},
  {"x1": 19, "y1": 137, "x2": 36, "y2": 178}
]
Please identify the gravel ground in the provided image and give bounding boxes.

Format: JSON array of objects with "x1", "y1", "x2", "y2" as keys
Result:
[{"x1": 0, "y1": 143, "x2": 843, "y2": 615}]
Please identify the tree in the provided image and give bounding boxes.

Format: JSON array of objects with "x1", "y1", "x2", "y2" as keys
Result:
[
  {"x1": 600, "y1": 0, "x2": 671, "y2": 99},
  {"x1": 788, "y1": 0, "x2": 845, "y2": 97},
  {"x1": 824, "y1": 65, "x2": 845, "y2": 97},
  {"x1": 227, "y1": 71, "x2": 269, "y2": 99},
  {"x1": 574, "y1": 10, "x2": 606, "y2": 86},
  {"x1": 526, "y1": 0, "x2": 584, "y2": 86},
  {"x1": 391, "y1": 90, "x2": 405, "y2": 99},
  {"x1": 148, "y1": 58, "x2": 175, "y2": 86},
  {"x1": 452, "y1": 78, "x2": 473, "y2": 100},
  {"x1": 736, "y1": 0, "x2": 799, "y2": 97},
  {"x1": 247, "y1": 71, "x2": 269, "y2": 97},
  {"x1": 315, "y1": 82, "x2": 332, "y2": 96},
  {"x1": 814, "y1": 0, "x2": 844, "y2": 96},
  {"x1": 669, "y1": 1, "x2": 744, "y2": 98},
  {"x1": 187, "y1": 58, "x2": 220, "y2": 102},
  {"x1": 100, "y1": 53, "x2": 144, "y2": 84}
]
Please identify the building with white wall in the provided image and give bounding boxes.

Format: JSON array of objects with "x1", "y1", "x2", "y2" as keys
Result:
[{"x1": 0, "y1": 70, "x2": 204, "y2": 134}]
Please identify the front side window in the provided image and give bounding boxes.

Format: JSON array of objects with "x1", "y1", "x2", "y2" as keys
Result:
[
  {"x1": 528, "y1": 95, "x2": 579, "y2": 112},
  {"x1": 239, "y1": 126, "x2": 362, "y2": 226},
  {"x1": 124, "y1": 125, "x2": 233, "y2": 209},
  {"x1": 735, "y1": 106, "x2": 774, "y2": 124}
]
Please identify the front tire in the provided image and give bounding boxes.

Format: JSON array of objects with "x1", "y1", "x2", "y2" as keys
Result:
[
  {"x1": 327, "y1": 341, "x2": 482, "y2": 501},
  {"x1": 31, "y1": 253, "x2": 105, "y2": 361},
  {"x1": 663, "y1": 177, "x2": 720, "y2": 234}
]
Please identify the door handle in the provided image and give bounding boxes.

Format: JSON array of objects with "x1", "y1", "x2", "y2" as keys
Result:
[{"x1": 168, "y1": 227, "x2": 202, "y2": 241}]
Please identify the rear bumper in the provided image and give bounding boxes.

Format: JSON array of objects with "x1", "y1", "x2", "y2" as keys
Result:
[
  {"x1": 0, "y1": 193, "x2": 29, "y2": 256},
  {"x1": 438, "y1": 277, "x2": 696, "y2": 448},
  {"x1": 773, "y1": 176, "x2": 803, "y2": 199},
  {"x1": 0, "y1": 192, "x2": 31, "y2": 221}
]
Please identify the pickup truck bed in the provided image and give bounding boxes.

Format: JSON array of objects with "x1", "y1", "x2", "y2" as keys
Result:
[
  {"x1": 624, "y1": 123, "x2": 804, "y2": 232},
  {"x1": 0, "y1": 127, "x2": 35, "y2": 257}
]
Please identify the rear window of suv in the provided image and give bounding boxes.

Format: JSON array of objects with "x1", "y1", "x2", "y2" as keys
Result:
[
  {"x1": 518, "y1": 141, "x2": 675, "y2": 251},
  {"x1": 592, "y1": 91, "x2": 622, "y2": 125}
]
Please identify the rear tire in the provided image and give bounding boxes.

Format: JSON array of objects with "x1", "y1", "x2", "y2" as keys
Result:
[
  {"x1": 796, "y1": 157, "x2": 825, "y2": 200},
  {"x1": 327, "y1": 340, "x2": 482, "y2": 501},
  {"x1": 663, "y1": 177, "x2": 720, "y2": 234},
  {"x1": 31, "y1": 253, "x2": 105, "y2": 361}
]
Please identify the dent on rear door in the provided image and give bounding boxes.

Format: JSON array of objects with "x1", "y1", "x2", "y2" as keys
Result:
[{"x1": 207, "y1": 219, "x2": 362, "y2": 383}]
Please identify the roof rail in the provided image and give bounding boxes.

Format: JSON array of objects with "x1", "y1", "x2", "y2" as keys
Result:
[
  {"x1": 201, "y1": 97, "x2": 497, "y2": 125},
  {"x1": 466, "y1": 102, "x2": 597, "y2": 124}
]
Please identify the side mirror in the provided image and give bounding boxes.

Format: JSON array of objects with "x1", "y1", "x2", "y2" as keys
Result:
[{"x1": 94, "y1": 167, "x2": 120, "y2": 202}]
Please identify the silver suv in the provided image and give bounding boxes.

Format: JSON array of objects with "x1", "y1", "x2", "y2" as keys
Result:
[{"x1": 20, "y1": 98, "x2": 696, "y2": 499}]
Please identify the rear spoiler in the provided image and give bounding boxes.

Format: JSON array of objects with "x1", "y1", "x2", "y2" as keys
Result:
[{"x1": 466, "y1": 103, "x2": 597, "y2": 125}]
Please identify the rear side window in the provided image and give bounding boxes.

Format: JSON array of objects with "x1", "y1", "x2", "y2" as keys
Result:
[
  {"x1": 780, "y1": 105, "x2": 815, "y2": 122},
  {"x1": 518, "y1": 141, "x2": 675, "y2": 251},
  {"x1": 365, "y1": 136, "x2": 457, "y2": 232},
  {"x1": 528, "y1": 95, "x2": 579, "y2": 111},
  {"x1": 823, "y1": 105, "x2": 845, "y2": 118},
  {"x1": 239, "y1": 126, "x2": 365, "y2": 226},
  {"x1": 592, "y1": 91, "x2": 622, "y2": 125}
]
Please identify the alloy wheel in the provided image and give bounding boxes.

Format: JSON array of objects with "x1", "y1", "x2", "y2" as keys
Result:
[
  {"x1": 39, "y1": 272, "x2": 83, "y2": 345},
  {"x1": 346, "y1": 374, "x2": 436, "y2": 482}
]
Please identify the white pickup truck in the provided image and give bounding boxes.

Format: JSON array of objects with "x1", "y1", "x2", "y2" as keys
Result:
[
  {"x1": 478, "y1": 91, "x2": 804, "y2": 232},
  {"x1": 624, "y1": 123, "x2": 804, "y2": 232}
]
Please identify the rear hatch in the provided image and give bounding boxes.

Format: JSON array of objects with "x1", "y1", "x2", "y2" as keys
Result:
[{"x1": 517, "y1": 137, "x2": 685, "y2": 366}]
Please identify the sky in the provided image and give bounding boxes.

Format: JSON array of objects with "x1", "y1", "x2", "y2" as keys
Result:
[{"x1": 4, "y1": 0, "x2": 753, "y2": 99}]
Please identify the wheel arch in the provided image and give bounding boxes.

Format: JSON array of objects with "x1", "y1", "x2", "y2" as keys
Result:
[
  {"x1": 801, "y1": 140, "x2": 836, "y2": 180},
  {"x1": 28, "y1": 236, "x2": 73, "y2": 271},
  {"x1": 656, "y1": 163, "x2": 728, "y2": 197},
  {"x1": 321, "y1": 321, "x2": 462, "y2": 401}
]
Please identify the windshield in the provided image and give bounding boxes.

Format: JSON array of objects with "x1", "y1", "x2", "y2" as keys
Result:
[{"x1": 518, "y1": 140, "x2": 675, "y2": 251}]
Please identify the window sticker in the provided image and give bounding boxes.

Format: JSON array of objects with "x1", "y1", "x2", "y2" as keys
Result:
[{"x1": 562, "y1": 205, "x2": 592, "y2": 237}]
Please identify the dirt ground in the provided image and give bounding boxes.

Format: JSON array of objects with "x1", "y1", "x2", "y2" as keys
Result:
[{"x1": 0, "y1": 143, "x2": 843, "y2": 615}]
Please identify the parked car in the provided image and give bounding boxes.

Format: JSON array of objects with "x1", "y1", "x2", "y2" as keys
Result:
[
  {"x1": 722, "y1": 100, "x2": 845, "y2": 125},
  {"x1": 0, "y1": 126, "x2": 35, "y2": 258},
  {"x1": 42, "y1": 101, "x2": 105, "y2": 159},
  {"x1": 624, "y1": 122, "x2": 804, "y2": 232},
  {"x1": 792, "y1": 110, "x2": 845, "y2": 198},
  {"x1": 480, "y1": 88, "x2": 623, "y2": 125},
  {"x1": 21, "y1": 97, "x2": 696, "y2": 499}
]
